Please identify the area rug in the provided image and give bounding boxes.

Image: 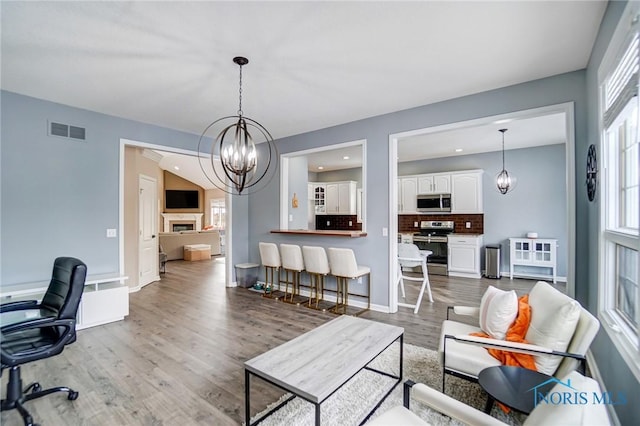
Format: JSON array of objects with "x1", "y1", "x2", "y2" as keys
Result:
[{"x1": 249, "y1": 342, "x2": 526, "y2": 426}]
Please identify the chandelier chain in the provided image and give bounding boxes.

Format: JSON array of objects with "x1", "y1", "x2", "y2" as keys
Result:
[{"x1": 238, "y1": 63, "x2": 243, "y2": 116}]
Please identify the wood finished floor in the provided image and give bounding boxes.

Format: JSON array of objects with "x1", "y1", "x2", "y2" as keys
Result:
[{"x1": 1, "y1": 258, "x2": 562, "y2": 426}]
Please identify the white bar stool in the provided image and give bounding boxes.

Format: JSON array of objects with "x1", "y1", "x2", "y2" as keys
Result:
[
  {"x1": 397, "y1": 243, "x2": 433, "y2": 313},
  {"x1": 279, "y1": 244, "x2": 306, "y2": 304},
  {"x1": 327, "y1": 248, "x2": 370, "y2": 315},
  {"x1": 258, "y1": 242, "x2": 281, "y2": 298},
  {"x1": 302, "y1": 246, "x2": 330, "y2": 309}
]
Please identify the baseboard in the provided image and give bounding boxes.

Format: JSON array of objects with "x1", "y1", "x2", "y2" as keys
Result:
[
  {"x1": 129, "y1": 285, "x2": 141, "y2": 293},
  {"x1": 228, "y1": 281, "x2": 238, "y2": 288},
  {"x1": 586, "y1": 350, "x2": 621, "y2": 426},
  {"x1": 501, "y1": 270, "x2": 567, "y2": 283}
]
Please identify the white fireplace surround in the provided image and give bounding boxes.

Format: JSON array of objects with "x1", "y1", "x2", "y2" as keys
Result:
[{"x1": 162, "y1": 213, "x2": 203, "y2": 232}]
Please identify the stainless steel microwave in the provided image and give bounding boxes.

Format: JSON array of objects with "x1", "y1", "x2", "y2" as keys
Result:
[{"x1": 417, "y1": 193, "x2": 452, "y2": 213}]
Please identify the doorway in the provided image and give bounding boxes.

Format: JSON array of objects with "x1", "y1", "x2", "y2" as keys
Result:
[
  {"x1": 120, "y1": 138, "x2": 233, "y2": 291},
  {"x1": 388, "y1": 103, "x2": 576, "y2": 312}
]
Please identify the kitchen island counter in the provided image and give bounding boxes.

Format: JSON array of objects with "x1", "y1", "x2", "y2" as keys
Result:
[{"x1": 271, "y1": 229, "x2": 367, "y2": 238}]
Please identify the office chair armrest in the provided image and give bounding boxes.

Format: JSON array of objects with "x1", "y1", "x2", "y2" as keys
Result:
[
  {"x1": 0, "y1": 300, "x2": 38, "y2": 313},
  {"x1": 1, "y1": 317, "x2": 75, "y2": 336},
  {"x1": 406, "y1": 381, "x2": 505, "y2": 426},
  {"x1": 446, "y1": 306, "x2": 480, "y2": 319},
  {"x1": 446, "y1": 334, "x2": 586, "y2": 362}
]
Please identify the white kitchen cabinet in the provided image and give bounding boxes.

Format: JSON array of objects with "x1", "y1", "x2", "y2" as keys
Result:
[
  {"x1": 448, "y1": 235, "x2": 483, "y2": 278},
  {"x1": 312, "y1": 183, "x2": 326, "y2": 213},
  {"x1": 325, "y1": 181, "x2": 356, "y2": 214},
  {"x1": 398, "y1": 177, "x2": 417, "y2": 213},
  {"x1": 509, "y1": 238, "x2": 557, "y2": 283},
  {"x1": 451, "y1": 170, "x2": 483, "y2": 213},
  {"x1": 418, "y1": 174, "x2": 451, "y2": 194}
]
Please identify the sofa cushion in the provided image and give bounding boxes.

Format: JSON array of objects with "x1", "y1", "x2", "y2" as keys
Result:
[
  {"x1": 526, "y1": 281, "x2": 581, "y2": 375},
  {"x1": 479, "y1": 286, "x2": 518, "y2": 340}
]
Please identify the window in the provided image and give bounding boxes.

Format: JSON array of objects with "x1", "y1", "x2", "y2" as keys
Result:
[
  {"x1": 599, "y1": 5, "x2": 640, "y2": 380},
  {"x1": 210, "y1": 199, "x2": 225, "y2": 229}
]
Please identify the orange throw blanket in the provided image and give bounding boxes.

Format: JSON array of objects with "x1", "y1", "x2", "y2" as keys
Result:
[
  {"x1": 472, "y1": 294, "x2": 536, "y2": 370},
  {"x1": 472, "y1": 295, "x2": 536, "y2": 413}
]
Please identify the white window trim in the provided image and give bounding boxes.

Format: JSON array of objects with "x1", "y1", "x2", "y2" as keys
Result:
[{"x1": 597, "y1": 1, "x2": 640, "y2": 382}]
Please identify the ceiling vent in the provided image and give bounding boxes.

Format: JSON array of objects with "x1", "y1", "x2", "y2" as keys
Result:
[{"x1": 48, "y1": 121, "x2": 86, "y2": 141}]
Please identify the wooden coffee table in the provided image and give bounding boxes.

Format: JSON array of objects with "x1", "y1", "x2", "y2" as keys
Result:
[
  {"x1": 478, "y1": 365, "x2": 555, "y2": 414},
  {"x1": 245, "y1": 315, "x2": 404, "y2": 425}
]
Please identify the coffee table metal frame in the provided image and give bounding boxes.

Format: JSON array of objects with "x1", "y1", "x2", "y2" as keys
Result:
[{"x1": 245, "y1": 316, "x2": 404, "y2": 426}]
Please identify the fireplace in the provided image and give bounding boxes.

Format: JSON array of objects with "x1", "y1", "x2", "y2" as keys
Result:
[
  {"x1": 161, "y1": 213, "x2": 203, "y2": 232},
  {"x1": 172, "y1": 224, "x2": 194, "y2": 232}
]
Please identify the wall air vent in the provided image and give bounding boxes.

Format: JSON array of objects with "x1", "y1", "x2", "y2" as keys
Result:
[{"x1": 48, "y1": 121, "x2": 86, "y2": 141}]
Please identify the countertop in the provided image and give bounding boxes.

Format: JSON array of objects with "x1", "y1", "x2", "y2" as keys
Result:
[
  {"x1": 448, "y1": 233, "x2": 484, "y2": 237},
  {"x1": 271, "y1": 229, "x2": 367, "y2": 238}
]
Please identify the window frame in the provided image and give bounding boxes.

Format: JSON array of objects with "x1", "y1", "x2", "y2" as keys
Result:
[{"x1": 597, "y1": 1, "x2": 640, "y2": 382}]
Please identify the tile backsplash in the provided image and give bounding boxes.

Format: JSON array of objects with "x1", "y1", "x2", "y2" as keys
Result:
[
  {"x1": 398, "y1": 214, "x2": 484, "y2": 234},
  {"x1": 316, "y1": 215, "x2": 362, "y2": 231}
]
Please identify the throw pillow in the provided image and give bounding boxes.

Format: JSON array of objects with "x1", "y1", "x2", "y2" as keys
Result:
[
  {"x1": 525, "y1": 281, "x2": 581, "y2": 375},
  {"x1": 479, "y1": 286, "x2": 518, "y2": 340}
]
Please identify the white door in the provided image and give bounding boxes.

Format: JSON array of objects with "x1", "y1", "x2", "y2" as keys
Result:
[
  {"x1": 433, "y1": 175, "x2": 451, "y2": 193},
  {"x1": 139, "y1": 175, "x2": 158, "y2": 287},
  {"x1": 417, "y1": 176, "x2": 434, "y2": 194}
]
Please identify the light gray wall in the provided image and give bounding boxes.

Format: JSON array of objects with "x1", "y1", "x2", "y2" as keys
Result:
[
  {"x1": 247, "y1": 70, "x2": 588, "y2": 309},
  {"x1": 288, "y1": 156, "x2": 308, "y2": 229},
  {"x1": 315, "y1": 167, "x2": 362, "y2": 188},
  {"x1": 399, "y1": 144, "x2": 568, "y2": 277},
  {"x1": 0, "y1": 91, "x2": 214, "y2": 284},
  {"x1": 585, "y1": 2, "x2": 639, "y2": 425}
]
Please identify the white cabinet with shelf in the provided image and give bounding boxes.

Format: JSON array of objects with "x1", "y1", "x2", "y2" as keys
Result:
[
  {"x1": 418, "y1": 174, "x2": 451, "y2": 194},
  {"x1": 448, "y1": 235, "x2": 483, "y2": 278},
  {"x1": 324, "y1": 181, "x2": 356, "y2": 214},
  {"x1": 0, "y1": 274, "x2": 129, "y2": 330},
  {"x1": 509, "y1": 238, "x2": 557, "y2": 283},
  {"x1": 398, "y1": 177, "x2": 418, "y2": 213},
  {"x1": 451, "y1": 170, "x2": 483, "y2": 213}
]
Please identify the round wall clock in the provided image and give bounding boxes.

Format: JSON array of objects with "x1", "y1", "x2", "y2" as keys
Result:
[{"x1": 586, "y1": 144, "x2": 598, "y2": 202}]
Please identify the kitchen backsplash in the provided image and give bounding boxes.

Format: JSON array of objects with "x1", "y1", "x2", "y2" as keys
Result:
[
  {"x1": 316, "y1": 215, "x2": 362, "y2": 231},
  {"x1": 398, "y1": 214, "x2": 483, "y2": 234}
]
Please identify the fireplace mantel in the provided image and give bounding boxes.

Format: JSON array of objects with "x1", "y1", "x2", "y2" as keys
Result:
[{"x1": 162, "y1": 213, "x2": 203, "y2": 232}]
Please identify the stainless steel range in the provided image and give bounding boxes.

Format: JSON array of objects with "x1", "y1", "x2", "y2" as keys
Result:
[{"x1": 412, "y1": 220, "x2": 454, "y2": 276}]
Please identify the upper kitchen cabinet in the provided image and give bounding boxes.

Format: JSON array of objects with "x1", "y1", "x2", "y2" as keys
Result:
[
  {"x1": 451, "y1": 170, "x2": 483, "y2": 213},
  {"x1": 398, "y1": 177, "x2": 418, "y2": 213},
  {"x1": 325, "y1": 181, "x2": 357, "y2": 214},
  {"x1": 418, "y1": 173, "x2": 451, "y2": 194}
]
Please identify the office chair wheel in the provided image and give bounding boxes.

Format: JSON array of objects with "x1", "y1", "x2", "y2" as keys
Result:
[
  {"x1": 24, "y1": 382, "x2": 41, "y2": 394},
  {"x1": 67, "y1": 391, "x2": 79, "y2": 400}
]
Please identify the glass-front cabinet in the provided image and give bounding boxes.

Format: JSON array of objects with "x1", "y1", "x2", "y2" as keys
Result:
[{"x1": 509, "y1": 237, "x2": 557, "y2": 283}]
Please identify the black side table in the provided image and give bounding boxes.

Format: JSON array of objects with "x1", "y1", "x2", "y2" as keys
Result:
[{"x1": 478, "y1": 366, "x2": 555, "y2": 414}]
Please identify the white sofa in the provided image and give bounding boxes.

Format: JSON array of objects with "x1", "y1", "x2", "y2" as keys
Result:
[{"x1": 159, "y1": 231, "x2": 221, "y2": 260}]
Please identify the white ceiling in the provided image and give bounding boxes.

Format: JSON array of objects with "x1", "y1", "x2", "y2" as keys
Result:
[
  {"x1": 306, "y1": 145, "x2": 363, "y2": 172},
  {"x1": 2, "y1": 1, "x2": 606, "y2": 142},
  {"x1": 397, "y1": 112, "x2": 567, "y2": 162}
]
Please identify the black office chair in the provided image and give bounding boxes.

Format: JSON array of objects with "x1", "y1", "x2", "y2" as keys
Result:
[{"x1": 1, "y1": 257, "x2": 87, "y2": 426}]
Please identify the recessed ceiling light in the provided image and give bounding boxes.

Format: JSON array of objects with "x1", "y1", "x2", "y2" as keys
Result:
[
  {"x1": 174, "y1": 166, "x2": 180, "y2": 171},
  {"x1": 494, "y1": 119, "x2": 512, "y2": 124},
  {"x1": 455, "y1": 148, "x2": 463, "y2": 152},
  {"x1": 318, "y1": 166, "x2": 324, "y2": 170},
  {"x1": 343, "y1": 156, "x2": 350, "y2": 160}
]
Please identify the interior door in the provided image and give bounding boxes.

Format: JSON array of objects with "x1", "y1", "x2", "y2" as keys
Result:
[{"x1": 139, "y1": 175, "x2": 158, "y2": 287}]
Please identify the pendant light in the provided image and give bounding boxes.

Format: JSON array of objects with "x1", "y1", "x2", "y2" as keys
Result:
[
  {"x1": 197, "y1": 56, "x2": 278, "y2": 195},
  {"x1": 496, "y1": 128, "x2": 516, "y2": 194}
]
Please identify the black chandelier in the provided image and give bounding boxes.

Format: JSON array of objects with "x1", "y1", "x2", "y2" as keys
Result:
[
  {"x1": 198, "y1": 56, "x2": 278, "y2": 195},
  {"x1": 496, "y1": 128, "x2": 516, "y2": 194}
]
